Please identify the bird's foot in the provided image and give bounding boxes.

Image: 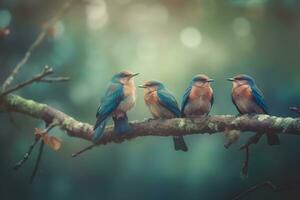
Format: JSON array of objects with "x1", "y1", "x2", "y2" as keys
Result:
[{"x1": 246, "y1": 113, "x2": 257, "y2": 117}]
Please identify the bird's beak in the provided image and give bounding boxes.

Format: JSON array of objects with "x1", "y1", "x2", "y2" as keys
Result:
[
  {"x1": 207, "y1": 79, "x2": 214, "y2": 83},
  {"x1": 130, "y1": 73, "x2": 139, "y2": 78},
  {"x1": 138, "y1": 85, "x2": 146, "y2": 88},
  {"x1": 227, "y1": 78, "x2": 235, "y2": 81}
]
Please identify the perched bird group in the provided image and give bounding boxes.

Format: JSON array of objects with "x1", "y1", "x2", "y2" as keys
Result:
[{"x1": 93, "y1": 71, "x2": 280, "y2": 151}]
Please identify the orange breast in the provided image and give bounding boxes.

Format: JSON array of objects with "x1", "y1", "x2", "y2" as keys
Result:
[
  {"x1": 232, "y1": 84, "x2": 261, "y2": 113},
  {"x1": 232, "y1": 85, "x2": 252, "y2": 100},
  {"x1": 144, "y1": 91, "x2": 158, "y2": 105},
  {"x1": 189, "y1": 86, "x2": 213, "y2": 101}
]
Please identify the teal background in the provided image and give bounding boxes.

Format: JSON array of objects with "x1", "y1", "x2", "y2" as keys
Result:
[{"x1": 0, "y1": 0, "x2": 300, "y2": 199}]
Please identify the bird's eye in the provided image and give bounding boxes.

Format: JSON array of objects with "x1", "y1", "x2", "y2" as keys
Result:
[
  {"x1": 197, "y1": 78, "x2": 206, "y2": 82},
  {"x1": 122, "y1": 74, "x2": 130, "y2": 78}
]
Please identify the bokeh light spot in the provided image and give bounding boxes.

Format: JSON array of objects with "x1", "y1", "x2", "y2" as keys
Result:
[
  {"x1": 231, "y1": 0, "x2": 269, "y2": 7},
  {"x1": 126, "y1": 3, "x2": 169, "y2": 33},
  {"x1": 52, "y1": 21, "x2": 65, "y2": 38},
  {"x1": 114, "y1": 0, "x2": 132, "y2": 5},
  {"x1": 0, "y1": 10, "x2": 11, "y2": 28},
  {"x1": 180, "y1": 27, "x2": 202, "y2": 48},
  {"x1": 232, "y1": 17, "x2": 251, "y2": 37},
  {"x1": 86, "y1": 0, "x2": 108, "y2": 30},
  {"x1": 69, "y1": 83, "x2": 93, "y2": 105},
  {"x1": 137, "y1": 38, "x2": 158, "y2": 62}
]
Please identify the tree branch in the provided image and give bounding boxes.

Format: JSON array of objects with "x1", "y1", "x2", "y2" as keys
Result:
[
  {"x1": 0, "y1": 66, "x2": 54, "y2": 97},
  {"x1": 38, "y1": 77, "x2": 71, "y2": 83},
  {"x1": 13, "y1": 136, "x2": 40, "y2": 170},
  {"x1": 232, "y1": 181, "x2": 277, "y2": 200},
  {"x1": 13, "y1": 122, "x2": 58, "y2": 170},
  {"x1": 240, "y1": 147, "x2": 250, "y2": 178},
  {"x1": 1, "y1": 0, "x2": 74, "y2": 92},
  {"x1": 29, "y1": 140, "x2": 44, "y2": 184},
  {"x1": 290, "y1": 107, "x2": 300, "y2": 115},
  {"x1": 231, "y1": 180, "x2": 300, "y2": 200},
  {"x1": 240, "y1": 133, "x2": 263, "y2": 150},
  {"x1": 1, "y1": 94, "x2": 300, "y2": 146},
  {"x1": 1, "y1": 32, "x2": 47, "y2": 92}
]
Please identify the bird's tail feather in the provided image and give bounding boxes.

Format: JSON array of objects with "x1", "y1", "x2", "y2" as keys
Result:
[
  {"x1": 93, "y1": 119, "x2": 108, "y2": 142},
  {"x1": 266, "y1": 133, "x2": 280, "y2": 145},
  {"x1": 113, "y1": 114, "x2": 131, "y2": 134},
  {"x1": 173, "y1": 136, "x2": 188, "y2": 152}
]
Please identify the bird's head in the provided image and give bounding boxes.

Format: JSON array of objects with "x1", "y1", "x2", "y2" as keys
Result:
[
  {"x1": 227, "y1": 74, "x2": 255, "y2": 87},
  {"x1": 191, "y1": 74, "x2": 214, "y2": 87},
  {"x1": 112, "y1": 71, "x2": 139, "y2": 85},
  {"x1": 138, "y1": 80, "x2": 165, "y2": 92}
]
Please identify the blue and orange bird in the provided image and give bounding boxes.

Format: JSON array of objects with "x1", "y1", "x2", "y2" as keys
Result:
[
  {"x1": 181, "y1": 74, "x2": 214, "y2": 118},
  {"x1": 227, "y1": 74, "x2": 280, "y2": 145},
  {"x1": 93, "y1": 71, "x2": 139, "y2": 142},
  {"x1": 139, "y1": 81, "x2": 188, "y2": 152}
]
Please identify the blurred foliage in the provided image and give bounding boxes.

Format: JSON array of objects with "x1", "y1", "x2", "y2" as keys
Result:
[{"x1": 0, "y1": 0, "x2": 300, "y2": 199}]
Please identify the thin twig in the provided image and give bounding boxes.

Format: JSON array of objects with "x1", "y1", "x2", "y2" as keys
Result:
[
  {"x1": 290, "y1": 107, "x2": 300, "y2": 115},
  {"x1": 38, "y1": 77, "x2": 71, "y2": 83},
  {"x1": 239, "y1": 134, "x2": 261, "y2": 178},
  {"x1": 47, "y1": 0, "x2": 74, "y2": 25},
  {"x1": 240, "y1": 133, "x2": 263, "y2": 150},
  {"x1": 45, "y1": 122, "x2": 59, "y2": 132},
  {"x1": 1, "y1": 0, "x2": 74, "y2": 92},
  {"x1": 13, "y1": 137, "x2": 40, "y2": 170},
  {"x1": 8, "y1": 112, "x2": 18, "y2": 127},
  {"x1": 28, "y1": 122, "x2": 57, "y2": 184},
  {"x1": 13, "y1": 122, "x2": 58, "y2": 170},
  {"x1": 1, "y1": 32, "x2": 47, "y2": 92},
  {"x1": 72, "y1": 143, "x2": 96, "y2": 158},
  {"x1": 240, "y1": 147, "x2": 249, "y2": 178},
  {"x1": 0, "y1": 66, "x2": 53, "y2": 97},
  {"x1": 29, "y1": 140, "x2": 45, "y2": 184},
  {"x1": 231, "y1": 181, "x2": 277, "y2": 200},
  {"x1": 231, "y1": 180, "x2": 300, "y2": 200}
]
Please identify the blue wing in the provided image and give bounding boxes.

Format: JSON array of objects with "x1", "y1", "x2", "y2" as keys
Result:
[
  {"x1": 94, "y1": 83, "x2": 124, "y2": 130},
  {"x1": 181, "y1": 86, "x2": 192, "y2": 116},
  {"x1": 251, "y1": 85, "x2": 268, "y2": 114},
  {"x1": 157, "y1": 89, "x2": 181, "y2": 117}
]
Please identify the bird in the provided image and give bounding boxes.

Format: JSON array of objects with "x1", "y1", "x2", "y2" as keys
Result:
[
  {"x1": 227, "y1": 74, "x2": 280, "y2": 146},
  {"x1": 93, "y1": 71, "x2": 139, "y2": 142},
  {"x1": 139, "y1": 81, "x2": 188, "y2": 152},
  {"x1": 181, "y1": 74, "x2": 214, "y2": 118}
]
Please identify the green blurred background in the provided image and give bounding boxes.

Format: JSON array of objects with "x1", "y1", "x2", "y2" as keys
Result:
[{"x1": 1, "y1": 0, "x2": 300, "y2": 199}]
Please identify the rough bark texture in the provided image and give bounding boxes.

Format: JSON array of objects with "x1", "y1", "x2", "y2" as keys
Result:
[{"x1": 1, "y1": 94, "x2": 300, "y2": 145}]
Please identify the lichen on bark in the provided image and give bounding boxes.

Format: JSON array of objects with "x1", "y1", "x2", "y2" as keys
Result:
[{"x1": 1, "y1": 94, "x2": 300, "y2": 146}]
